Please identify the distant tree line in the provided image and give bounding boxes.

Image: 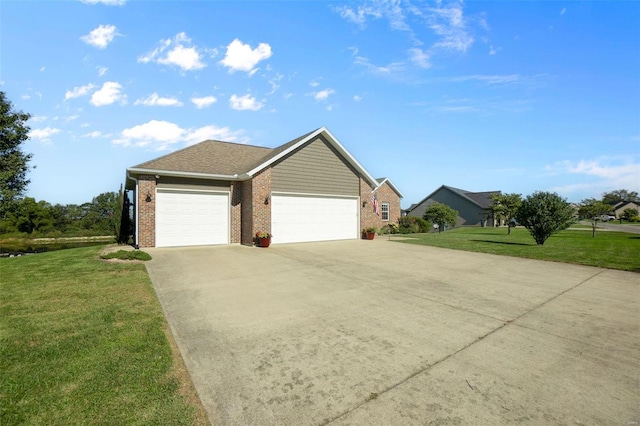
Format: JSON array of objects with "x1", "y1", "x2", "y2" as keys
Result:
[{"x1": 0, "y1": 187, "x2": 131, "y2": 240}]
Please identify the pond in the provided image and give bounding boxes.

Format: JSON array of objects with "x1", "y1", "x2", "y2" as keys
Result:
[{"x1": 0, "y1": 238, "x2": 115, "y2": 257}]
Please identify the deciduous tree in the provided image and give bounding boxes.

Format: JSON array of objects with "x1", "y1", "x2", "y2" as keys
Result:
[
  {"x1": 0, "y1": 91, "x2": 32, "y2": 214},
  {"x1": 578, "y1": 198, "x2": 613, "y2": 237},
  {"x1": 515, "y1": 191, "x2": 575, "y2": 245},
  {"x1": 489, "y1": 192, "x2": 522, "y2": 235},
  {"x1": 423, "y1": 202, "x2": 458, "y2": 233},
  {"x1": 602, "y1": 189, "x2": 639, "y2": 205}
]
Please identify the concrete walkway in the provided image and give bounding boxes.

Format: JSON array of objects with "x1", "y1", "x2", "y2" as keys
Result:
[{"x1": 145, "y1": 239, "x2": 639, "y2": 425}]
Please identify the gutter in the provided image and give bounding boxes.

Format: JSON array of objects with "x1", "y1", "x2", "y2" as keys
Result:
[{"x1": 126, "y1": 168, "x2": 242, "y2": 181}]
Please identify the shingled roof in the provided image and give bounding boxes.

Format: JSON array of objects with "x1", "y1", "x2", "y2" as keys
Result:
[
  {"x1": 407, "y1": 185, "x2": 500, "y2": 213},
  {"x1": 127, "y1": 127, "x2": 383, "y2": 191}
]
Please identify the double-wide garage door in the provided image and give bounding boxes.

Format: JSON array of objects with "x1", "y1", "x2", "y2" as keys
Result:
[
  {"x1": 271, "y1": 194, "x2": 359, "y2": 244},
  {"x1": 155, "y1": 189, "x2": 229, "y2": 247}
]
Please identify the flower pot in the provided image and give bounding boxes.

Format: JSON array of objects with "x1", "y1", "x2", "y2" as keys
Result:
[
  {"x1": 257, "y1": 237, "x2": 271, "y2": 247},
  {"x1": 364, "y1": 232, "x2": 375, "y2": 240}
]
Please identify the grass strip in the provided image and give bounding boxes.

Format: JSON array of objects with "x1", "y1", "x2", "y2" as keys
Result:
[
  {"x1": 0, "y1": 245, "x2": 208, "y2": 425},
  {"x1": 394, "y1": 227, "x2": 640, "y2": 271}
]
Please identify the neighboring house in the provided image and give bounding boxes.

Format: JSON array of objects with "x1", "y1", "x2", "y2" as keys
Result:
[
  {"x1": 612, "y1": 201, "x2": 640, "y2": 218},
  {"x1": 406, "y1": 185, "x2": 500, "y2": 227},
  {"x1": 125, "y1": 127, "x2": 403, "y2": 248}
]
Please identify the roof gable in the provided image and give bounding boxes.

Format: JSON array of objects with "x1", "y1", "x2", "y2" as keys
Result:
[
  {"x1": 127, "y1": 127, "x2": 389, "y2": 192},
  {"x1": 408, "y1": 185, "x2": 500, "y2": 212}
]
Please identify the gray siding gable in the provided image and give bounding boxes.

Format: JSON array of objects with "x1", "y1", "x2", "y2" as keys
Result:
[{"x1": 271, "y1": 136, "x2": 360, "y2": 196}]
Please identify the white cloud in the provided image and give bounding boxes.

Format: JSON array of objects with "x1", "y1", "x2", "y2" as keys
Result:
[
  {"x1": 40, "y1": 67, "x2": 45, "y2": 72},
  {"x1": 190, "y1": 96, "x2": 217, "y2": 109},
  {"x1": 313, "y1": 89, "x2": 335, "y2": 102},
  {"x1": 409, "y1": 48, "x2": 431, "y2": 68},
  {"x1": 21, "y1": 94, "x2": 31, "y2": 100},
  {"x1": 83, "y1": 131, "x2": 109, "y2": 138},
  {"x1": 334, "y1": 4, "x2": 383, "y2": 27},
  {"x1": 134, "y1": 93, "x2": 183, "y2": 107},
  {"x1": 114, "y1": 120, "x2": 247, "y2": 150},
  {"x1": 81, "y1": 24, "x2": 120, "y2": 49},
  {"x1": 65, "y1": 83, "x2": 95, "y2": 100},
  {"x1": 353, "y1": 95, "x2": 362, "y2": 102},
  {"x1": 229, "y1": 94, "x2": 264, "y2": 111},
  {"x1": 309, "y1": 80, "x2": 320, "y2": 87},
  {"x1": 81, "y1": 0, "x2": 126, "y2": 5},
  {"x1": 90, "y1": 81, "x2": 126, "y2": 106},
  {"x1": 139, "y1": 32, "x2": 206, "y2": 71},
  {"x1": 547, "y1": 156, "x2": 640, "y2": 197},
  {"x1": 353, "y1": 51, "x2": 404, "y2": 75},
  {"x1": 29, "y1": 127, "x2": 60, "y2": 143},
  {"x1": 219, "y1": 38, "x2": 272, "y2": 74},
  {"x1": 560, "y1": 7, "x2": 566, "y2": 15},
  {"x1": 97, "y1": 66, "x2": 108, "y2": 76},
  {"x1": 427, "y1": 3, "x2": 474, "y2": 52},
  {"x1": 31, "y1": 115, "x2": 48, "y2": 122},
  {"x1": 489, "y1": 45, "x2": 500, "y2": 55}
]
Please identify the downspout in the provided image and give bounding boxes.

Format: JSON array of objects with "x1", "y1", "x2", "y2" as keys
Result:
[{"x1": 126, "y1": 171, "x2": 139, "y2": 248}]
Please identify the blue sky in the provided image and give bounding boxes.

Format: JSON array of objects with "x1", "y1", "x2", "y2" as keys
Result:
[{"x1": 2, "y1": 0, "x2": 639, "y2": 207}]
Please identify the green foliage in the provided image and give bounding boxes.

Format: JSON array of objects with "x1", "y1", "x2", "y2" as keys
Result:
[
  {"x1": 489, "y1": 192, "x2": 522, "y2": 235},
  {"x1": 422, "y1": 202, "x2": 458, "y2": 233},
  {"x1": 397, "y1": 216, "x2": 431, "y2": 233},
  {"x1": 0, "y1": 190, "x2": 124, "y2": 238},
  {"x1": 380, "y1": 223, "x2": 398, "y2": 234},
  {"x1": 100, "y1": 249, "x2": 152, "y2": 261},
  {"x1": 516, "y1": 191, "x2": 575, "y2": 245},
  {"x1": 601, "y1": 189, "x2": 639, "y2": 204},
  {"x1": 0, "y1": 92, "x2": 33, "y2": 215},
  {"x1": 578, "y1": 198, "x2": 614, "y2": 237},
  {"x1": 620, "y1": 208, "x2": 639, "y2": 222}
]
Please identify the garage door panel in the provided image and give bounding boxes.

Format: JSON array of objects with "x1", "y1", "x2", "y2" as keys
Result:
[
  {"x1": 271, "y1": 195, "x2": 358, "y2": 244},
  {"x1": 156, "y1": 190, "x2": 229, "y2": 247}
]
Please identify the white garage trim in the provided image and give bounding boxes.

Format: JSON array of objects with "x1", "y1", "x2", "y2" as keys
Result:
[
  {"x1": 156, "y1": 188, "x2": 229, "y2": 247},
  {"x1": 271, "y1": 192, "x2": 359, "y2": 244}
]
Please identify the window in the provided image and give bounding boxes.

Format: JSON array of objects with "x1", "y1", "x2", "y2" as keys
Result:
[{"x1": 381, "y1": 202, "x2": 390, "y2": 221}]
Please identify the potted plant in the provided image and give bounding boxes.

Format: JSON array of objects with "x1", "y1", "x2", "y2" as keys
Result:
[
  {"x1": 255, "y1": 231, "x2": 272, "y2": 248},
  {"x1": 362, "y1": 227, "x2": 377, "y2": 240}
]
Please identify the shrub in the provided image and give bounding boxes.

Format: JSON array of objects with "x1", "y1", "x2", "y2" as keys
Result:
[
  {"x1": 398, "y1": 216, "x2": 431, "y2": 234},
  {"x1": 516, "y1": 191, "x2": 575, "y2": 245},
  {"x1": 100, "y1": 250, "x2": 152, "y2": 261}
]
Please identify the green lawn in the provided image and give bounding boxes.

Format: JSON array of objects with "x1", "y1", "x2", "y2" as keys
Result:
[
  {"x1": 394, "y1": 227, "x2": 640, "y2": 271},
  {"x1": 0, "y1": 246, "x2": 208, "y2": 425}
]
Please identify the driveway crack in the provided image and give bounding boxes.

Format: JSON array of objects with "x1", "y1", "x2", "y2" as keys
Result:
[{"x1": 321, "y1": 269, "x2": 606, "y2": 425}]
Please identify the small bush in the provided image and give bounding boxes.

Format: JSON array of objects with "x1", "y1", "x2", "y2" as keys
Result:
[
  {"x1": 398, "y1": 216, "x2": 431, "y2": 234},
  {"x1": 380, "y1": 223, "x2": 398, "y2": 234},
  {"x1": 100, "y1": 250, "x2": 152, "y2": 261}
]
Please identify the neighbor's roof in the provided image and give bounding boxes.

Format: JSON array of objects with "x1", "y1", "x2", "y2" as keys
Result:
[
  {"x1": 127, "y1": 127, "x2": 382, "y2": 190},
  {"x1": 408, "y1": 185, "x2": 500, "y2": 212}
]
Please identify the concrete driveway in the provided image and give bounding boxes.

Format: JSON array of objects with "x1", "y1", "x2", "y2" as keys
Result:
[{"x1": 145, "y1": 239, "x2": 639, "y2": 425}]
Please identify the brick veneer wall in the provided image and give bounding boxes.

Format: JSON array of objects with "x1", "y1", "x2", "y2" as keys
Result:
[
  {"x1": 359, "y1": 177, "x2": 401, "y2": 234},
  {"x1": 230, "y1": 182, "x2": 242, "y2": 243},
  {"x1": 241, "y1": 179, "x2": 253, "y2": 245},
  {"x1": 252, "y1": 168, "x2": 272, "y2": 239},
  {"x1": 137, "y1": 174, "x2": 156, "y2": 248}
]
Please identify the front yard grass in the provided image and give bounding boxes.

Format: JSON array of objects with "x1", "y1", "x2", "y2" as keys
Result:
[
  {"x1": 394, "y1": 227, "x2": 640, "y2": 271},
  {"x1": 0, "y1": 246, "x2": 208, "y2": 425}
]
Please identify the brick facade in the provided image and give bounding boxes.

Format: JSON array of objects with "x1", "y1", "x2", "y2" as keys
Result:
[
  {"x1": 359, "y1": 177, "x2": 401, "y2": 235},
  {"x1": 251, "y1": 168, "x2": 272, "y2": 240},
  {"x1": 230, "y1": 182, "x2": 242, "y2": 243},
  {"x1": 137, "y1": 174, "x2": 157, "y2": 248}
]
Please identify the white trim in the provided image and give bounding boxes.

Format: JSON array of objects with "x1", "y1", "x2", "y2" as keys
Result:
[
  {"x1": 373, "y1": 177, "x2": 404, "y2": 198},
  {"x1": 246, "y1": 127, "x2": 380, "y2": 188},
  {"x1": 381, "y1": 202, "x2": 390, "y2": 221},
  {"x1": 271, "y1": 190, "x2": 359, "y2": 200},
  {"x1": 127, "y1": 167, "x2": 241, "y2": 181}
]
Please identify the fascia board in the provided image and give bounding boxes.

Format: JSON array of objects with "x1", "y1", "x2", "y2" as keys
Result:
[{"x1": 127, "y1": 167, "x2": 242, "y2": 181}]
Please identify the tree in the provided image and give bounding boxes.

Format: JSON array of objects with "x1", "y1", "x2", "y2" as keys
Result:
[
  {"x1": 489, "y1": 193, "x2": 522, "y2": 235},
  {"x1": 423, "y1": 202, "x2": 458, "y2": 233},
  {"x1": 0, "y1": 91, "x2": 33, "y2": 214},
  {"x1": 602, "y1": 189, "x2": 639, "y2": 205},
  {"x1": 515, "y1": 191, "x2": 575, "y2": 245},
  {"x1": 621, "y1": 208, "x2": 639, "y2": 222},
  {"x1": 578, "y1": 198, "x2": 613, "y2": 237}
]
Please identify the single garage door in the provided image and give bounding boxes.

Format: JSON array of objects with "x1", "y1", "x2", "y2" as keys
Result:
[
  {"x1": 155, "y1": 189, "x2": 229, "y2": 247},
  {"x1": 271, "y1": 194, "x2": 358, "y2": 244}
]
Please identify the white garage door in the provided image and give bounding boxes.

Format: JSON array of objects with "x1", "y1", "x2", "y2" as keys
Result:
[
  {"x1": 155, "y1": 189, "x2": 229, "y2": 247},
  {"x1": 271, "y1": 194, "x2": 359, "y2": 244}
]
